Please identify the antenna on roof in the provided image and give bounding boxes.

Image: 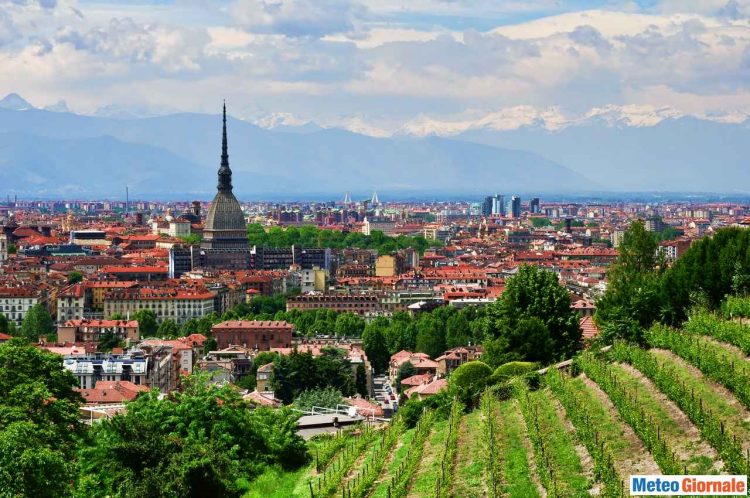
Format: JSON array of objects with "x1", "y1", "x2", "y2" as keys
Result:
[{"x1": 125, "y1": 186, "x2": 129, "y2": 219}]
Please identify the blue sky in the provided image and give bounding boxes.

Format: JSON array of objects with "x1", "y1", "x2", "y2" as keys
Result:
[{"x1": 1, "y1": 0, "x2": 749, "y2": 133}]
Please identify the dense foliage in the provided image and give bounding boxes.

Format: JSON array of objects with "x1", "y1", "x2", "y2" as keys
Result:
[
  {"x1": 270, "y1": 348, "x2": 357, "y2": 404},
  {"x1": 0, "y1": 339, "x2": 84, "y2": 498},
  {"x1": 246, "y1": 224, "x2": 441, "y2": 255},
  {"x1": 292, "y1": 387, "x2": 343, "y2": 412},
  {"x1": 20, "y1": 303, "x2": 55, "y2": 342},
  {"x1": 597, "y1": 225, "x2": 750, "y2": 340},
  {"x1": 77, "y1": 374, "x2": 308, "y2": 498},
  {"x1": 482, "y1": 265, "x2": 581, "y2": 367},
  {"x1": 449, "y1": 360, "x2": 493, "y2": 405}
]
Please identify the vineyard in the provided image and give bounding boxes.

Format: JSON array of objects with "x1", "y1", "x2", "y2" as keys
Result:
[{"x1": 246, "y1": 312, "x2": 750, "y2": 497}]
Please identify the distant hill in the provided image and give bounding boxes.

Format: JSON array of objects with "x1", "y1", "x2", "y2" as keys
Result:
[{"x1": 0, "y1": 105, "x2": 594, "y2": 198}]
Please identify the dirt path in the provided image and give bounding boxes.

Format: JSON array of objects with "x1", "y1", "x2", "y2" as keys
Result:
[
  {"x1": 579, "y1": 374, "x2": 662, "y2": 477},
  {"x1": 614, "y1": 362, "x2": 724, "y2": 473},
  {"x1": 699, "y1": 335, "x2": 750, "y2": 362},
  {"x1": 650, "y1": 349, "x2": 750, "y2": 453}
]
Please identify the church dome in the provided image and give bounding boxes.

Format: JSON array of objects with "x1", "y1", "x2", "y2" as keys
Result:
[{"x1": 204, "y1": 191, "x2": 246, "y2": 232}]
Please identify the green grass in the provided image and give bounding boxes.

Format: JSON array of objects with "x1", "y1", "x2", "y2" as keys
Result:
[
  {"x1": 451, "y1": 411, "x2": 487, "y2": 498},
  {"x1": 369, "y1": 428, "x2": 417, "y2": 498},
  {"x1": 649, "y1": 349, "x2": 750, "y2": 445},
  {"x1": 406, "y1": 419, "x2": 449, "y2": 497},
  {"x1": 606, "y1": 362, "x2": 718, "y2": 474},
  {"x1": 519, "y1": 387, "x2": 591, "y2": 497},
  {"x1": 565, "y1": 376, "x2": 635, "y2": 457},
  {"x1": 495, "y1": 400, "x2": 541, "y2": 498},
  {"x1": 243, "y1": 466, "x2": 308, "y2": 498}
]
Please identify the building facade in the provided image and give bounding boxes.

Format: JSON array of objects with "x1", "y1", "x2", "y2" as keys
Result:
[
  {"x1": 103, "y1": 288, "x2": 216, "y2": 324},
  {"x1": 212, "y1": 320, "x2": 294, "y2": 350},
  {"x1": 0, "y1": 287, "x2": 39, "y2": 326}
]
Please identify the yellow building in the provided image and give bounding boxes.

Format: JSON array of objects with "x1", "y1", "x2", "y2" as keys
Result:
[{"x1": 375, "y1": 254, "x2": 404, "y2": 277}]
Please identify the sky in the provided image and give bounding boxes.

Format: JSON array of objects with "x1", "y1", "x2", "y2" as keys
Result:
[{"x1": 1, "y1": 0, "x2": 750, "y2": 132}]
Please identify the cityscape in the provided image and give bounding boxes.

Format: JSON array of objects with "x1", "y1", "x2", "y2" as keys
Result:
[{"x1": 2, "y1": 0, "x2": 750, "y2": 497}]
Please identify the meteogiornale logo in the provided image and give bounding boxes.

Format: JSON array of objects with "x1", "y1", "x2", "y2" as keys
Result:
[{"x1": 630, "y1": 475, "x2": 747, "y2": 496}]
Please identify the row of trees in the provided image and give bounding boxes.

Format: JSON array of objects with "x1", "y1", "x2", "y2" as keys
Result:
[
  {"x1": 362, "y1": 265, "x2": 583, "y2": 373},
  {"x1": 596, "y1": 222, "x2": 750, "y2": 342},
  {"x1": 246, "y1": 224, "x2": 441, "y2": 255},
  {"x1": 0, "y1": 338, "x2": 309, "y2": 497}
]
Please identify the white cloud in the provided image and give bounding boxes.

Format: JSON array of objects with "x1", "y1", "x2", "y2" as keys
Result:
[
  {"x1": 230, "y1": 0, "x2": 367, "y2": 37},
  {"x1": 1, "y1": 0, "x2": 750, "y2": 133}
]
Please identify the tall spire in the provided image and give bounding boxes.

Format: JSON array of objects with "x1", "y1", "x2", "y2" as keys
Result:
[{"x1": 218, "y1": 101, "x2": 233, "y2": 192}]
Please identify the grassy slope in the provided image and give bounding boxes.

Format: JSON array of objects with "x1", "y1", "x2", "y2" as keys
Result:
[
  {"x1": 407, "y1": 419, "x2": 449, "y2": 497},
  {"x1": 523, "y1": 388, "x2": 591, "y2": 497},
  {"x1": 369, "y1": 428, "x2": 417, "y2": 498},
  {"x1": 495, "y1": 400, "x2": 541, "y2": 498},
  {"x1": 608, "y1": 362, "x2": 721, "y2": 474},
  {"x1": 451, "y1": 411, "x2": 488, "y2": 498},
  {"x1": 649, "y1": 349, "x2": 750, "y2": 451}
]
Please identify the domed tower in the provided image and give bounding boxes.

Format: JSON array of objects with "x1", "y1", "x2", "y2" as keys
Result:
[{"x1": 195, "y1": 103, "x2": 251, "y2": 271}]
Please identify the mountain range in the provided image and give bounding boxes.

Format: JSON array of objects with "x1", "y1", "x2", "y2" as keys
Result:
[{"x1": 0, "y1": 93, "x2": 749, "y2": 198}]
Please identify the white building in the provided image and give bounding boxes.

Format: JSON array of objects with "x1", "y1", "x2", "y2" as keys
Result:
[
  {"x1": 0, "y1": 287, "x2": 39, "y2": 326},
  {"x1": 57, "y1": 284, "x2": 85, "y2": 323},
  {"x1": 63, "y1": 352, "x2": 149, "y2": 390}
]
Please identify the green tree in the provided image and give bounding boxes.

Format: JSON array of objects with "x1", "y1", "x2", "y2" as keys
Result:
[
  {"x1": 445, "y1": 312, "x2": 470, "y2": 348},
  {"x1": 355, "y1": 363, "x2": 368, "y2": 397},
  {"x1": 488, "y1": 265, "x2": 581, "y2": 360},
  {"x1": 156, "y1": 319, "x2": 179, "y2": 339},
  {"x1": 133, "y1": 309, "x2": 158, "y2": 337},
  {"x1": 67, "y1": 271, "x2": 83, "y2": 285},
  {"x1": 362, "y1": 323, "x2": 390, "y2": 374},
  {"x1": 449, "y1": 360, "x2": 492, "y2": 406},
  {"x1": 77, "y1": 374, "x2": 308, "y2": 497},
  {"x1": 596, "y1": 220, "x2": 665, "y2": 342},
  {"x1": 415, "y1": 314, "x2": 446, "y2": 359},
  {"x1": 334, "y1": 312, "x2": 365, "y2": 337},
  {"x1": 488, "y1": 361, "x2": 538, "y2": 385},
  {"x1": 482, "y1": 317, "x2": 554, "y2": 368},
  {"x1": 530, "y1": 217, "x2": 552, "y2": 228},
  {"x1": 0, "y1": 339, "x2": 84, "y2": 497},
  {"x1": 293, "y1": 387, "x2": 343, "y2": 411},
  {"x1": 178, "y1": 234, "x2": 203, "y2": 245},
  {"x1": 20, "y1": 303, "x2": 54, "y2": 342},
  {"x1": 0, "y1": 312, "x2": 8, "y2": 334},
  {"x1": 97, "y1": 331, "x2": 123, "y2": 352}
]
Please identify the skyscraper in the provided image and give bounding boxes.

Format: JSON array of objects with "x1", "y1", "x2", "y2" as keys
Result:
[
  {"x1": 198, "y1": 103, "x2": 251, "y2": 270},
  {"x1": 481, "y1": 196, "x2": 494, "y2": 217},
  {"x1": 493, "y1": 194, "x2": 505, "y2": 216},
  {"x1": 510, "y1": 196, "x2": 521, "y2": 218},
  {"x1": 530, "y1": 198, "x2": 540, "y2": 214},
  {"x1": 482, "y1": 194, "x2": 505, "y2": 217}
]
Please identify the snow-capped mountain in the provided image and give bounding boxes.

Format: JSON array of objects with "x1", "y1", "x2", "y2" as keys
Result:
[
  {"x1": 0, "y1": 93, "x2": 34, "y2": 111},
  {"x1": 395, "y1": 105, "x2": 749, "y2": 137}
]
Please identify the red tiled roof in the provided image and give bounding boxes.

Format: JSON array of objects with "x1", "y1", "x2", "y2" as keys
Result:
[
  {"x1": 580, "y1": 316, "x2": 600, "y2": 340},
  {"x1": 78, "y1": 381, "x2": 148, "y2": 404}
]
